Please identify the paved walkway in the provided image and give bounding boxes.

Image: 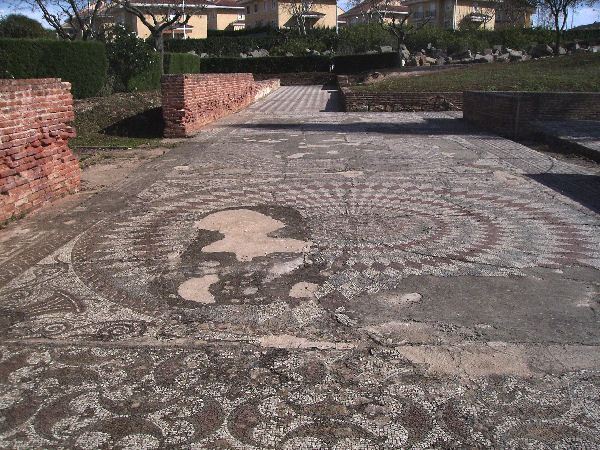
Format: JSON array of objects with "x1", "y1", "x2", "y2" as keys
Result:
[
  {"x1": 534, "y1": 119, "x2": 600, "y2": 162},
  {"x1": 248, "y1": 84, "x2": 341, "y2": 113},
  {"x1": 1, "y1": 87, "x2": 600, "y2": 448}
]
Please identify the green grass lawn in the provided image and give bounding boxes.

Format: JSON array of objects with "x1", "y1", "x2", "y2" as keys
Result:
[
  {"x1": 71, "y1": 91, "x2": 164, "y2": 149},
  {"x1": 354, "y1": 53, "x2": 600, "y2": 93}
]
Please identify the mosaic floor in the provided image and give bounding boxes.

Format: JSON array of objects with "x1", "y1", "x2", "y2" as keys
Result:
[{"x1": 1, "y1": 89, "x2": 600, "y2": 448}]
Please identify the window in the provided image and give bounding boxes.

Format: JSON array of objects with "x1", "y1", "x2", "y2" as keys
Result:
[
  {"x1": 264, "y1": 0, "x2": 267, "y2": 10},
  {"x1": 414, "y1": 4, "x2": 424, "y2": 19},
  {"x1": 427, "y1": 1, "x2": 436, "y2": 16},
  {"x1": 254, "y1": 3, "x2": 258, "y2": 12},
  {"x1": 246, "y1": 6, "x2": 250, "y2": 13},
  {"x1": 272, "y1": 0, "x2": 276, "y2": 8}
]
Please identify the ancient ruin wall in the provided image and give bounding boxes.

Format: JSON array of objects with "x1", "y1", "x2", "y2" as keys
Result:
[
  {"x1": 0, "y1": 79, "x2": 80, "y2": 222},
  {"x1": 161, "y1": 74, "x2": 279, "y2": 137},
  {"x1": 463, "y1": 91, "x2": 600, "y2": 139},
  {"x1": 337, "y1": 76, "x2": 463, "y2": 112}
]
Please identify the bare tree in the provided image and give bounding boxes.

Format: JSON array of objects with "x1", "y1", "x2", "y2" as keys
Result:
[
  {"x1": 14, "y1": 0, "x2": 106, "y2": 40},
  {"x1": 284, "y1": 0, "x2": 317, "y2": 35},
  {"x1": 113, "y1": 0, "x2": 196, "y2": 73},
  {"x1": 367, "y1": 0, "x2": 430, "y2": 65}
]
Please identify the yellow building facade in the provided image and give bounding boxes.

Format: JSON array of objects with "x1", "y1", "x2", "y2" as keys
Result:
[
  {"x1": 341, "y1": 0, "x2": 531, "y2": 30},
  {"x1": 241, "y1": 0, "x2": 338, "y2": 29},
  {"x1": 405, "y1": 0, "x2": 496, "y2": 29},
  {"x1": 339, "y1": 0, "x2": 408, "y2": 26},
  {"x1": 101, "y1": 1, "x2": 245, "y2": 40}
]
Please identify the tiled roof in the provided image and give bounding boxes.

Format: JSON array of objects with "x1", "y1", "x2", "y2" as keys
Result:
[
  {"x1": 129, "y1": 0, "x2": 244, "y2": 8},
  {"x1": 339, "y1": 0, "x2": 408, "y2": 18},
  {"x1": 209, "y1": 0, "x2": 244, "y2": 7}
]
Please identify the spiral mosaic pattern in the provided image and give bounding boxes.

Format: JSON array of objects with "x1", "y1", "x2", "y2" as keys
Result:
[{"x1": 67, "y1": 177, "x2": 599, "y2": 313}]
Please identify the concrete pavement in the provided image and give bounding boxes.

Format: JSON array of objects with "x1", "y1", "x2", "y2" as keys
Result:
[{"x1": 1, "y1": 86, "x2": 600, "y2": 448}]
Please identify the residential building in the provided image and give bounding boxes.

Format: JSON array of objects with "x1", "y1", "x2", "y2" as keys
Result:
[
  {"x1": 207, "y1": 0, "x2": 246, "y2": 31},
  {"x1": 340, "y1": 0, "x2": 531, "y2": 30},
  {"x1": 95, "y1": 0, "x2": 245, "y2": 40},
  {"x1": 339, "y1": 0, "x2": 408, "y2": 26},
  {"x1": 494, "y1": 1, "x2": 533, "y2": 28},
  {"x1": 336, "y1": 5, "x2": 347, "y2": 27},
  {"x1": 241, "y1": 0, "x2": 339, "y2": 30},
  {"x1": 405, "y1": 0, "x2": 498, "y2": 29}
]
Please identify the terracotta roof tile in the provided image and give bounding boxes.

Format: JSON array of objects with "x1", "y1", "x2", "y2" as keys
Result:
[{"x1": 340, "y1": 0, "x2": 408, "y2": 18}]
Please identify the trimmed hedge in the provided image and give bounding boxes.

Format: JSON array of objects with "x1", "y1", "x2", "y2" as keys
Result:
[
  {"x1": 0, "y1": 38, "x2": 107, "y2": 98},
  {"x1": 127, "y1": 52, "x2": 161, "y2": 92},
  {"x1": 199, "y1": 55, "x2": 331, "y2": 73},
  {"x1": 197, "y1": 53, "x2": 399, "y2": 74},
  {"x1": 332, "y1": 52, "x2": 398, "y2": 74},
  {"x1": 165, "y1": 52, "x2": 201, "y2": 74}
]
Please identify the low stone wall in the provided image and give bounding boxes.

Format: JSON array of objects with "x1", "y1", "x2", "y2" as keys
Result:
[
  {"x1": 161, "y1": 73, "x2": 279, "y2": 137},
  {"x1": 0, "y1": 79, "x2": 80, "y2": 222},
  {"x1": 463, "y1": 91, "x2": 600, "y2": 139},
  {"x1": 338, "y1": 76, "x2": 462, "y2": 112}
]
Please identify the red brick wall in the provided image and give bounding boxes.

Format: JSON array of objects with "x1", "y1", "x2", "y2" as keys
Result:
[
  {"x1": 161, "y1": 74, "x2": 279, "y2": 138},
  {"x1": 341, "y1": 89, "x2": 464, "y2": 112},
  {"x1": 463, "y1": 91, "x2": 600, "y2": 139},
  {"x1": 0, "y1": 79, "x2": 80, "y2": 222},
  {"x1": 338, "y1": 76, "x2": 462, "y2": 112}
]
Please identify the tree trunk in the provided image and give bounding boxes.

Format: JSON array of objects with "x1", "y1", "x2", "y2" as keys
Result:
[
  {"x1": 554, "y1": 15, "x2": 561, "y2": 55},
  {"x1": 154, "y1": 32, "x2": 165, "y2": 75},
  {"x1": 396, "y1": 35, "x2": 403, "y2": 68}
]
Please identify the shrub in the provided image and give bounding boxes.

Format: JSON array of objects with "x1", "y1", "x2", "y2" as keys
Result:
[
  {"x1": 275, "y1": 27, "x2": 338, "y2": 54},
  {"x1": 165, "y1": 52, "x2": 201, "y2": 74},
  {"x1": 401, "y1": 26, "x2": 600, "y2": 54},
  {"x1": 565, "y1": 27, "x2": 600, "y2": 44},
  {"x1": 103, "y1": 25, "x2": 155, "y2": 91},
  {"x1": 0, "y1": 14, "x2": 53, "y2": 39},
  {"x1": 165, "y1": 36, "x2": 281, "y2": 56},
  {"x1": 127, "y1": 52, "x2": 161, "y2": 91},
  {"x1": 163, "y1": 24, "x2": 600, "y2": 61},
  {"x1": 199, "y1": 55, "x2": 330, "y2": 73},
  {"x1": 269, "y1": 36, "x2": 336, "y2": 56},
  {"x1": 403, "y1": 26, "x2": 451, "y2": 52},
  {"x1": 165, "y1": 27, "x2": 339, "y2": 57},
  {"x1": 338, "y1": 24, "x2": 395, "y2": 54},
  {"x1": 0, "y1": 38, "x2": 107, "y2": 98},
  {"x1": 333, "y1": 52, "x2": 398, "y2": 73}
]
